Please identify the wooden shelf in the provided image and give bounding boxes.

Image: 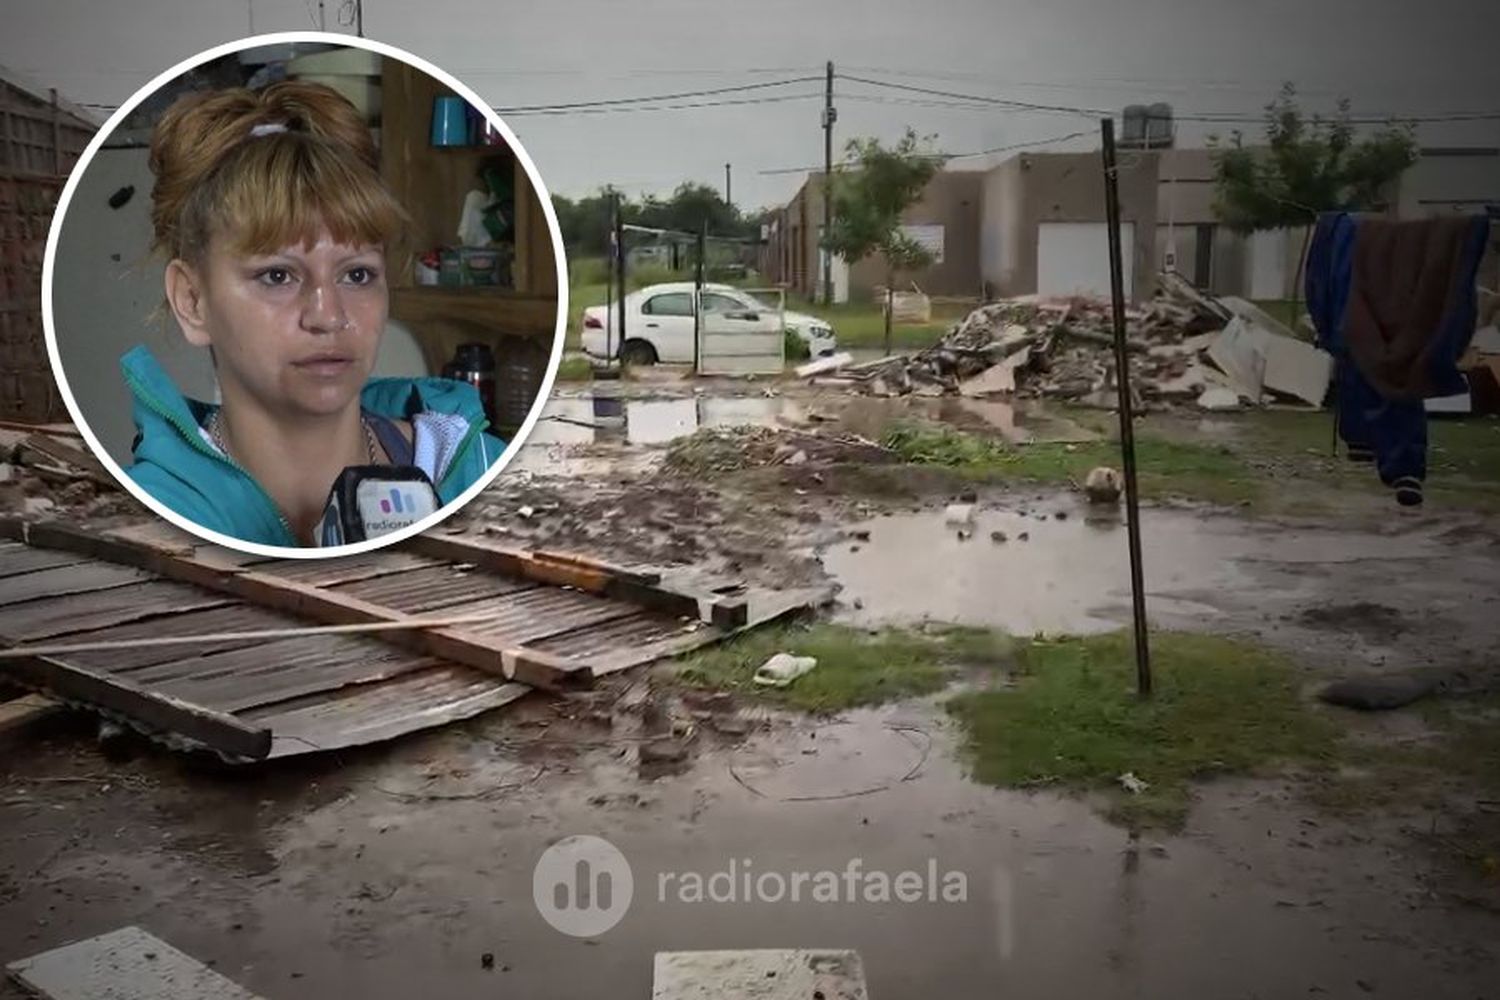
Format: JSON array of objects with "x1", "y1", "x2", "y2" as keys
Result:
[{"x1": 378, "y1": 60, "x2": 559, "y2": 386}]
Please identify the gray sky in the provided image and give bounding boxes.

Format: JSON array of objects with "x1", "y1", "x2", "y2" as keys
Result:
[{"x1": 3, "y1": 0, "x2": 1497, "y2": 209}]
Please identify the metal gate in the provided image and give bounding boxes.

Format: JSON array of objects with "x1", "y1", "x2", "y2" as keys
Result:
[{"x1": 696, "y1": 286, "x2": 785, "y2": 376}]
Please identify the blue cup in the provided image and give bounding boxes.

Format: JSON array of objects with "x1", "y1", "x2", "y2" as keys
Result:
[{"x1": 430, "y1": 95, "x2": 470, "y2": 147}]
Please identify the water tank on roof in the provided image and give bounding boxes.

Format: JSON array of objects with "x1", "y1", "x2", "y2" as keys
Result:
[
  {"x1": 1145, "y1": 103, "x2": 1174, "y2": 147},
  {"x1": 1122, "y1": 105, "x2": 1149, "y2": 145}
]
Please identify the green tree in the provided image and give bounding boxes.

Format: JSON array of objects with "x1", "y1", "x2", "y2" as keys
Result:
[
  {"x1": 823, "y1": 128, "x2": 946, "y2": 355},
  {"x1": 1211, "y1": 84, "x2": 1416, "y2": 316}
]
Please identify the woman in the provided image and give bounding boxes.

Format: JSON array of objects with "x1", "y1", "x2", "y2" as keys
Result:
[{"x1": 125, "y1": 80, "x2": 503, "y2": 547}]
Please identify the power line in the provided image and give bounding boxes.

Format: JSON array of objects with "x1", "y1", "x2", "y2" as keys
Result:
[
  {"x1": 841, "y1": 72, "x2": 1500, "y2": 124},
  {"x1": 492, "y1": 75, "x2": 821, "y2": 113},
  {"x1": 755, "y1": 128, "x2": 1095, "y2": 176},
  {"x1": 500, "y1": 92, "x2": 821, "y2": 117}
]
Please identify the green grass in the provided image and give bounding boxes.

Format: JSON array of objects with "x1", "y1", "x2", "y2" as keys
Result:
[
  {"x1": 555, "y1": 354, "x2": 594, "y2": 382},
  {"x1": 672, "y1": 622, "x2": 1017, "y2": 713},
  {"x1": 782, "y1": 295, "x2": 971, "y2": 351},
  {"x1": 881, "y1": 421, "x2": 1262, "y2": 507},
  {"x1": 948, "y1": 631, "x2": 1339, "y2": 829}
]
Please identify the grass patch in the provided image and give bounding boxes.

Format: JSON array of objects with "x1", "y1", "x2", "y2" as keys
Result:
[
  {"x1": 948, "y1": 631, "x2": 1339, "y2": 829},
  {"x1": 881, "y1": 421, "x2": 1262, "y2": 507},
  {"x1": 783, "y1": 296, "x2": 969, "y2": 351},
  {"x1": 672, "y1": 622, "x2": 1016, "y2": 713},
  {"x1": 555, "y1": 354, "x2": 594, "y2": 382}
]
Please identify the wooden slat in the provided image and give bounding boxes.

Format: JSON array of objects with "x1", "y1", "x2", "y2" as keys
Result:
[
  {"x1": 8, "y1": 522, "x2": 593, "y2": 691},
  {"x1": 0, "y1": 542, "x2": 90, "y2": 578},
  {"x1": 0, "y1": 581, "x2": 233, "y2": 643},
  {"x1": 0, "y1": 561, "x2": 153, "y2": 608},
  {"x1": 1, "y1": 653, "x2": 271, "y2": 759}
]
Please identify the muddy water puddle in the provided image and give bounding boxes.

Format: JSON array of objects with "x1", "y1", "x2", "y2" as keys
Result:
[{"x1": 821, "y1": 500, "x2": 1457, "y2": 636}]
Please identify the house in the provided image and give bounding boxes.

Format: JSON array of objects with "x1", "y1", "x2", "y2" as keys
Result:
[
  {"x1": 766, "y1": 141, "x2": 1499, "y2": 309},
  {"x1": 760, "y1": 169, "x2": 985, "y2": 303}
]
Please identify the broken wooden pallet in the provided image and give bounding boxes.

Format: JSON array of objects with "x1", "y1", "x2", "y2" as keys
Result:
[{"x1": 0, "y1": 519, "x2": 823, "y2": 761}]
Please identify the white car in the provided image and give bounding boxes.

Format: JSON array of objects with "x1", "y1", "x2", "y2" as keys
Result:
[{"x1": 580, "y1": 282, "x2": 837, "y2": 365}]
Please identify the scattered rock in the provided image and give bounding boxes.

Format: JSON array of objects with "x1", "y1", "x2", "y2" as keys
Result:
[
  {"x1": 990, "y1": 530, "x2": 1007, "y2": 543},
  {"x1": 639, "y1": 738, "x2": 690, "y2": 765},
  {"x1": 481, "y1": 953, "x2": 495, "y2": 970},
  {"x1": 1018, "y1": 531, "x2": 1029, "y2": 542},
  {"x1": 1084, "y1": 466, "x2": 1123, "y2": 504}
]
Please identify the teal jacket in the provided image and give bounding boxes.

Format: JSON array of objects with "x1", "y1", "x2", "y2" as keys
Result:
[{"x1": 122, "y1": 345, "x2": 505, "y2": 547}]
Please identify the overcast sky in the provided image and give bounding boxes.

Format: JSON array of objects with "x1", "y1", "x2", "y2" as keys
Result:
[{"x1": 3, "y1": 0, "x2": 1497, "y2": 209}]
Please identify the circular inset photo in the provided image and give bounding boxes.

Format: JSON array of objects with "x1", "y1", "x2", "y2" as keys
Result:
[{"x1": 43, "y1": 32, "x2": 566, "y2": 556}]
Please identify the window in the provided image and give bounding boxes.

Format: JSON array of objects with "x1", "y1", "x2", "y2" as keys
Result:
[
  {"x1": 641, "y1": 293, "x2": 693, "y2": 317},
  {"x1": 702, "y1": 292, "x2": 750, "y2": 314}
]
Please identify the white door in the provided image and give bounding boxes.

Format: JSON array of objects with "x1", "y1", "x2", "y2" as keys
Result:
[
  {"x1": 1037, "y1": 222, "x2": 1135, "y2": 300},
  {"x1": 698, "y1": 290, "x2": 784, "y2": 375},
  {"x1": 636, "y1": 290, "x2": 696, "y2": 363}
]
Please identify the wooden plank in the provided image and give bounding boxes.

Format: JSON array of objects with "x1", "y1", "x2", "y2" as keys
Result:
[
  {"x1": 0, "y1": 581, "x2": 234, "y2": 644},
  {"x1": 1, "y1": 653, "x2": 272, "y2": 759},
  {"x1": 2, "y1": 522, "x2": 594, "y2": 690},
  {"x1": 405, "y1": 534, "x2": 709, "y2": 621},
  {"x1": 0, "y1": 692, "x2": 59, "y2": 735},
  {"x1": 0, "y1": 542, "x2": 90, "y2": 578},
  {"x1": 19, "y1": 432, "x2": 112, "y2": 486},
  {"x1": 0, "y1": 561, "x2": 153, "y2": 608}
]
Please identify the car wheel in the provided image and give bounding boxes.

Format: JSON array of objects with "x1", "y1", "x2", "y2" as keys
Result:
[{"x1": 620, "y1": 339, "x2": 658, "y2": 366}]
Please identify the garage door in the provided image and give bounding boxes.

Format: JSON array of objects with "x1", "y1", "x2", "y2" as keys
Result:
[{"x1": 1037, "y1": 222, "x2": 1134, "y2": 300}]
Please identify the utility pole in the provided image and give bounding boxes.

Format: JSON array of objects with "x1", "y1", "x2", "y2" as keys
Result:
[
  {"x1": 821, "y1": 60, "x2": 835, "y2": 306},
  {"x1": 355, "y1": 0, "x2": 364, "y2": 37},
  {"x1": 724, "y1": 163, "x2": 732, "y2": 213},
  {"x1": 318, "y1": 0, "x2": 326, "y2": 30},
  {"x1": 1100, "y1": 116, "x2": 1152, "y2": 699}
]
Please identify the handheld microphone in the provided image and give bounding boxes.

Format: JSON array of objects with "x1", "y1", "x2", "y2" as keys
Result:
[{"x1": 318, "y1": 465, "x2": 440, "y2": 546}]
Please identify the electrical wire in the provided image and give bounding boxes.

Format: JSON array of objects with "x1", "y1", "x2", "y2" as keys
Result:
[
  {"x1": 841, "y1": 72, "x2": 1500, "y2": 124},
  {"x1": 755, "y1": 128, "x2": 1095, "y2": 175},
  {"x1": 500, "y1": 92, "x2": 821, "y2": 117},
  {"x1": 492, "y1": 75, "x2": 822, "y2": 113}
]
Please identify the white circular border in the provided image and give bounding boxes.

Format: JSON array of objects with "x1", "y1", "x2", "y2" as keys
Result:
[{"x1": 41, "y1": 30, "x2": 569, "y2": 560}]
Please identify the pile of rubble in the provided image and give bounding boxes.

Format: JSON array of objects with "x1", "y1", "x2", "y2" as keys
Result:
[
  {"x1": 0, "y1": 422, "x2": 135, "y2": 519},
  {"x1": 805, "y1": 271, "x2": 1334, "y2": 411}
]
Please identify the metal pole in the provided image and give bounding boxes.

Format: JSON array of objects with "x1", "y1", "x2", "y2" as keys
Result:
[
  {"x1": 1100, "y1": 116, "x2": 1152, "y2": 698},
  {"x1": 615, "y1": 199, "x2": 627, "y2": 365},
  {"x1": 318, "y1": 0, "x2": 326, "y2": 30},
  {"x1": 694, "y1": 221, "x2": 706, "y2": 375},
  {"x1": 821, "y1": 60, "x2": 835, "y2": 306},
  {"x1": 724, "y1": 163, "x2": 732, "y2": 213},
  {"x1": 355, "y1": 0, "x2": 364, "y2": 36},
  {"x1": 605, "y1": 194, "x2": 616, "y2": 366}
]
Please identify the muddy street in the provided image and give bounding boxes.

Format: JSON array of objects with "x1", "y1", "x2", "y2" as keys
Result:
[{"x1": 3, "y1": 383, "x2": 1499, "y2": 999}]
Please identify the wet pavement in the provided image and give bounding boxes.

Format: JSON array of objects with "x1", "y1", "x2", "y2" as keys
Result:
[{"x1": 2, "y1": 690, "x2": 1495, "y2": 999}]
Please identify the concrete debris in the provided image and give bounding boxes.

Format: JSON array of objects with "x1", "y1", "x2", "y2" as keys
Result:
[
  {"x1": 1119, "y1": 772, "x2": 1150, "y2": 795},
  {"x1": 812, "y1": 271, "x2": 1334, "y2": 411},
  {"x1": 943, "y1": 503, "x2": 976, "y2": 527},
  {"x1": 752, "y1": 653, "x2": 818, "y2": 688},
  {"x1": 795, "y1": 351, "x2": 854, "y2": 378},
  {"x1": 1197, "y1": 387, "x2": 1243, "y2": 412},
  {"x1": 1083, "y1": 466, "x2": 1123, "y2": 504}
]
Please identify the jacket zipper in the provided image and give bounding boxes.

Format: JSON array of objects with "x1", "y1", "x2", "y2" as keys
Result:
[
  {"x1": 437, "y1": 417, "x2": 489, "y2": 492},
  {"x1": 123, "y1": 369, "x2": 299, "y2": 546}
]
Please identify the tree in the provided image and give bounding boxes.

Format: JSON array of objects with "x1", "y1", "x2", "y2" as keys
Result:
[
  {"x1": 822, "y1": 128, "x2": 947, "y2": 355},
  {"x1": 1211, "y1": 84, "x2": 1416, "y2": 316}
]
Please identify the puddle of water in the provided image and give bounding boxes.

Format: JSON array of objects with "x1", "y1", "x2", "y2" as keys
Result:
[{"x1": 822, "y1": 501, "x2": 1449, "y2": 635}]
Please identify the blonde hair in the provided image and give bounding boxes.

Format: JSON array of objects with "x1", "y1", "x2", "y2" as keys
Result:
[{"x1": 149, "y1": 80, "x2": 409, "y2": 268}]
